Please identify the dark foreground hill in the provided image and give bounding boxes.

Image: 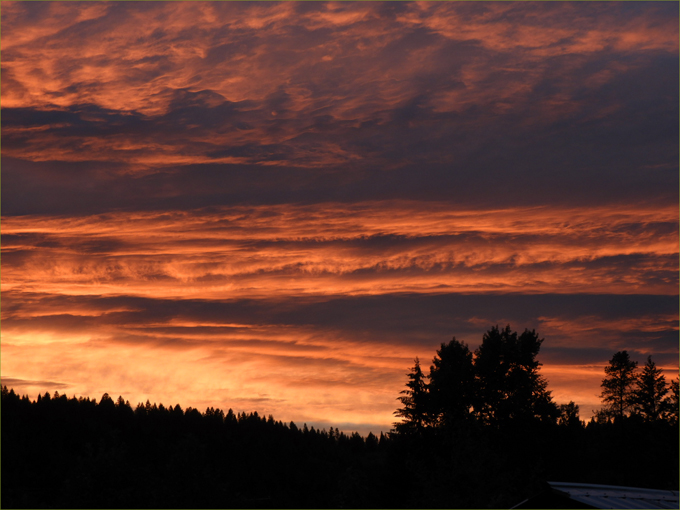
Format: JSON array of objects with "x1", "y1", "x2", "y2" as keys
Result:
[{"x1": 2, "y1": 387, "x2": 678, "y2": 509}]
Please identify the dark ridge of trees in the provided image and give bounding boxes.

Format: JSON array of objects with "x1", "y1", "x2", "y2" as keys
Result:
[
  {"x1": 394, "y1": 326, "x2": 559, "y2": 433},
  {"x1": 598, "y1": 350, "x2": 679, "y2": 424},
  {"x1": 2, "y1": 387, "x2": 398, "y2": 509},
  {"x1": 391, "y1": 327, "x2": 678, "y2": 507},
  {"x1": 2, "y1": 327, "x2": 678, "y2": 509}
]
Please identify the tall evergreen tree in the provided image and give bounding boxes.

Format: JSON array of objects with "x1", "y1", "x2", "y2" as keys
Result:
[
  {"x1": 633, "y1": 356, "x2": 668, "y2": 422},
  {"x1": 473, "y1": 325, "x2": 557, "y2": 425},
  {"x1": 428, "y1": 338, "x2": 475, "y2": 427},
  {"x1": 599, "y1": 350, "x2": 638, "y2": 419},
  {"x1": 393, "y1": 357, "x2": 429, "y2": 434}
]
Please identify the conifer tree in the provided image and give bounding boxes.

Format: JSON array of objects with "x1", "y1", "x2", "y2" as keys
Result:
[
  {"x1": 473, "y1": 326, "x2": 557, "y2": 424},
  {"x1": 633, "y1": 356, "x2": 668, "y2": 421},
  {"x1": 428, "y1": 338, "x2": 475, "y2": 427},
  {"x1": 393, "y1": 357, "x2": 429, "y2": 434},
  {"x1": 600, "y1": 350, "x2": 638, "y2": 419}
]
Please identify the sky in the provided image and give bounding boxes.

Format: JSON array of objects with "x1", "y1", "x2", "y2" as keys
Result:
[{"x1": 1, "y1": 1, "x2": 678, "y2": 435}]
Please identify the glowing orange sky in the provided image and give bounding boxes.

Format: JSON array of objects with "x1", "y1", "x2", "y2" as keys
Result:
[
  {"x1": 2, "y1": 1, "x2": 678, "y2": 434},
  {"x1": 2, "y1": 202, "x2": 678, "y2": 299}
]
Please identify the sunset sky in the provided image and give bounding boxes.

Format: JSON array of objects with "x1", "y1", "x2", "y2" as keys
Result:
[{"x1": 2, "y1": 1, "x2": 678, "y2": 435}]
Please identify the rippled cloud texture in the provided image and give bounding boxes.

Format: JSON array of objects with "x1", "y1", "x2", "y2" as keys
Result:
[{"x1": 2, "y1": 2, "x2": 678, "y2": 434}]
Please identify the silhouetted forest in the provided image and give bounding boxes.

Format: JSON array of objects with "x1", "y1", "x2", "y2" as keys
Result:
[{"x1": 2, "y1": 326, "x2": 678, "y2": 509}]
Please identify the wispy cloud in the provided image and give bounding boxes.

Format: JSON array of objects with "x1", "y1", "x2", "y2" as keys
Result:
[
  {"x1": 1, "y1": 1, "x2": 677, "y2": 432},
  {"x1": 3, "y1": 203, "x2": 677, "y2": 299},
  {"x1": 2, "y1": 2, "x2": 677, "y2": 215}
]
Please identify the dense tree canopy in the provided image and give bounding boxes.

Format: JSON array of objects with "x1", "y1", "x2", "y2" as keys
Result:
[
  {"x1": 473, "y1": 326, "x2": 558, "y2": 426},
  {"x1": 558, "y1": 401, "x2": 582, "y2": 428},
  {"x1": 394, "y1": 329, "x2": 678, "y2": 434},
  {"x1": 389, "y1": 327, "x2": 678, "y2": 506},
  {"x1": 1, "y1": 386, "x2": 395, "y2": 509},
  {"x1": 394, "y1": 325, "x2": 559, "y2": 433}
]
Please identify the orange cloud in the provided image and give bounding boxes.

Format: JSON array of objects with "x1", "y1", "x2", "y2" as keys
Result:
[
  {"x1": 3, "y1": 2, "x2": 676, "y2": 172},
  {"x1": 2, "y1": 2, "x2": 677, "y2": 434},
  {"x1": 2, "y1": 200, "x2": 677, "y2": 431},
  {"x1": 3, "y1": 202, "x2": 677, "y2": 300}
]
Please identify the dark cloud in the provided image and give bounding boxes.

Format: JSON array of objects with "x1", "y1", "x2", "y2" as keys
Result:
[
  {"x1": 5, "y1": 290, "x2": 677, "y2": 327},
  {"x1": 541, "y1": 347, "x2": 679, "y2": 372},
  {"x1": 1, "y1": 232, "x2": 130, "y2": 254},
  {"x1": 3, "y1": 291, "x2": 676, "y2": 363},
  {"x1": 1, "y1": 377, "x2": 69, "y2": 390},
  {"x1": 2, "y1": 2, "x2": 677, "y2": 215}
]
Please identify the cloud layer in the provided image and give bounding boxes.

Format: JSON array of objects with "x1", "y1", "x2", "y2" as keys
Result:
[{"x1": 2, "y1": 2, "x2": 678, "y2": 432}]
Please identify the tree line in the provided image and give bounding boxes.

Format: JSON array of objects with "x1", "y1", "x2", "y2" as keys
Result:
[
  {"x1": 2, "y1": 325, "x2": 678, "y2": 508},
  {"x1": 598, "y1": 350, "x2": 678, "y2": 423},
  {"x1": 1, "y1": 386, "x2": 391, "y2": 508},
  {"x1": 386, "y1": 325, "x2": 678, "y2": 507},
  {"x1": 394, "y1": 325, "x2": 678, "y2": 435}
]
